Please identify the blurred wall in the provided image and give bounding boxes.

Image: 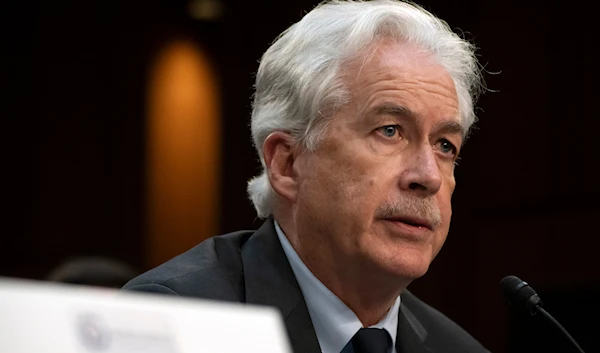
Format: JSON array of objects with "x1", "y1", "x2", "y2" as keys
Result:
[{"x1": 4, "y1": 1, "x2": 598, "y2": 352}]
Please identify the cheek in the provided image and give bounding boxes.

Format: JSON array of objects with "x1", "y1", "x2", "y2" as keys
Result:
[
  {"x1": 448, "y1": 174, "x2": 456, "y2": 194},
  {"x1": 440, "y1": 173, "x2": 456, "y2": 211},
  {"x1": 299, "y1": 148, "x2": 384, "y2": 218},
  {"x1": 438, "y1": 193, "x2": 453, "y2": 223},
  {"x1": 433, "y1": 195, "x2": 452, "y2": 253}
]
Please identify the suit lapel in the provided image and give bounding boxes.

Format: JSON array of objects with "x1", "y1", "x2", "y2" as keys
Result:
[
  {"x1": 396, "y1": 299, "x2": 434, "y2": 353},
  {"x1": 241, "y1": 219, "x2": 321, "y2": 353}
]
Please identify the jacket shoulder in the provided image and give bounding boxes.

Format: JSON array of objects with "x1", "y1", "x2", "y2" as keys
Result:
[
  {"x1": 123, "y1": 230, "x2": 253, "y2": 302},
  {"x1": 401, "y1": 291, "x2": 490, "y2": 353}
]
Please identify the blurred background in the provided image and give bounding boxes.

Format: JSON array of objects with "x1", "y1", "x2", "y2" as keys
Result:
[{"x1": 3, "y1": 0, "x2": 598, "y2": 352}]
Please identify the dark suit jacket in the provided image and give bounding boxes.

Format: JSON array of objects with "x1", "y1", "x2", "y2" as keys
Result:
[{"x1": 123, "y1": 219, "x2": 489, "y2": 353}]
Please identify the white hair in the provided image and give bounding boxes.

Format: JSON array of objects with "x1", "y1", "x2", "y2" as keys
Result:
[{"x1": 247, "y1": 0, "x2": 485, "y2": 218}]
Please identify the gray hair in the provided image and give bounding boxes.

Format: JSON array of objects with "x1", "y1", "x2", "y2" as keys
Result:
[{"x1": 247, "y1": 0, "x2": 484, "y2": 218}]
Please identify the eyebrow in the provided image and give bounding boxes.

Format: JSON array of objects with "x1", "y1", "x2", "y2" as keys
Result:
[
  {"x1": 373, "y1": 102, "x2": 465, "y2": 140},
  {"x1": 373, "y1": 102, "x2": 419, "y2": 120},
  {"x1": 431, "y1": 120, "x2": 466, "y2": 141}
]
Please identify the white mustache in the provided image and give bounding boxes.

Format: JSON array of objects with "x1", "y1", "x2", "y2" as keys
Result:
[{"x1": 375, "y1": 197, "x2": 442, "y2": 228}]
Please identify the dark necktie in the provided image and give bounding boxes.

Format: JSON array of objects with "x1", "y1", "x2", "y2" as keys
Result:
[{"x1": 343, "y1": 327, "x2": 392, "y2": 353}]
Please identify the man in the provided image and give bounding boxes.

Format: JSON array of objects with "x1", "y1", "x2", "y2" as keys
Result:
[{"x1": 124, "y1": 1, "x2": 488, "y2": 352}]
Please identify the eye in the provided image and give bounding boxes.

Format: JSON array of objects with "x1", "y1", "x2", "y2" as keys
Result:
[
  {"x1": 376, "y1": 125, "x2": 401, "y2": 138},
  {"x1": 435, "y1": 138, "x2": 457, "y2": 157}
]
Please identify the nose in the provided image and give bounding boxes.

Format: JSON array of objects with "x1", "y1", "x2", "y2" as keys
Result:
[{"x1": 398, "y1": 144, "x2": 442, "y2": 196}]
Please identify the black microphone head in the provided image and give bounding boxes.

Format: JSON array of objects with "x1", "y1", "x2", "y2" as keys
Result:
[{"x1": 500, "y1": 275, "x2": 543, "y2": 315}]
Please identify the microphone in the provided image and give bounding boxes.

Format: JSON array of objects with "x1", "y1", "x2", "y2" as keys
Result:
[{"x1": 500, "y1": 275, "x2": 586, "y2": 353}]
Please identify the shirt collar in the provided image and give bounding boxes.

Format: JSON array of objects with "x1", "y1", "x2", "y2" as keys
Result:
[{"x1": 274, "y1": 221, "x2": 400, "y2": 353}]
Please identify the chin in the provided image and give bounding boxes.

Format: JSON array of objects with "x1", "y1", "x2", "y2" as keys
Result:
[{"x1": 371, "y1": 244, "x2": 434, "y2": 281}]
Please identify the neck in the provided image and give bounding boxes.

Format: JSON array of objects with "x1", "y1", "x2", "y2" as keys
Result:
[
  {"x1": 306, "y1": 254, "x2": 405, "y2": 327},
  {"x1": 275, "y1": 214, "x2": 408, "y2": 327}
]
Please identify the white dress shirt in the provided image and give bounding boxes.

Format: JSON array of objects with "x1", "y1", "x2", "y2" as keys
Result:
[{"x1": 275, "y1": 221, "x2": 399, "y2": 353}]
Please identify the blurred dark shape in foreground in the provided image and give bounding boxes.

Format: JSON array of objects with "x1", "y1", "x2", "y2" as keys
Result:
[{"x1": 47, "y1": 257, "x2": 138, "y2": 288}]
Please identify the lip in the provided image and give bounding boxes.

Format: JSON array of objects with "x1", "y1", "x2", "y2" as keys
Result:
[
  {"x1": 380, "y1": 217, "x2": 433, "y2": 238},
  {"x1": 384, "y1": 216, "x2": 433, "y2": 231}
]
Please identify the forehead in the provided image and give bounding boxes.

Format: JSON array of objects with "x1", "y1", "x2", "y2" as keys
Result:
[{"x1": 341, "y1": 40, "x2": 460, "y2": 126}]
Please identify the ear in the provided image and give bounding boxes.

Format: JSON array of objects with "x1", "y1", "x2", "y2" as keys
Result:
[{"x1": 262, "y1": 131, "x2": 299, "y2": 203}]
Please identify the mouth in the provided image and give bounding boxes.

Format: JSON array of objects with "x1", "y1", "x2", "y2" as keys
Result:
[{"x1": 383, "y1": 216, "x2": 433, "y2": 231}]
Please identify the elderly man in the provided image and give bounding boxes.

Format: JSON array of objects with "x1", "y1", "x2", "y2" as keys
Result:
[{"x1": 124, "y1": 1, "x2": 488, "y2": 352}]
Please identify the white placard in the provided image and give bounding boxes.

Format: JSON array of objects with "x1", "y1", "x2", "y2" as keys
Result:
[{"x1": 0, "y1": 277, "x2": 292, "y2": 353}]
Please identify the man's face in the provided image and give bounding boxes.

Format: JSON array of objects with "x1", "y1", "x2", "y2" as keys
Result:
[{"x1": 293, "y1": 41, "x2": 462, "y2": 281}]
